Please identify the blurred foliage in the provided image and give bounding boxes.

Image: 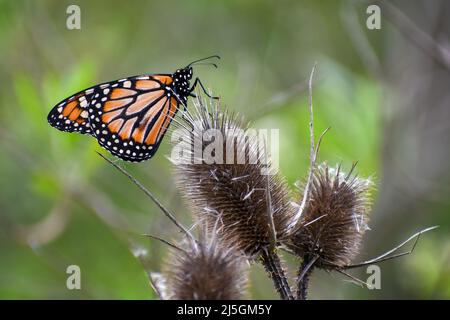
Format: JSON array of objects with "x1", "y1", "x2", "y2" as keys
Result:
[{"x1": 0, "y1": 0, "x2": 448, "y2": 299}]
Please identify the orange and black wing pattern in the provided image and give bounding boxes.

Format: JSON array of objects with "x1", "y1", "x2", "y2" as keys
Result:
[
  {"x1": 89, "y1": 75, "x2": 180, "y2": 161},
  {"x1": 47, "y1": 89, "x2": 95, "y2": 135},
  {"x1": 48, "y1": 74, "x2": 181, "y2": 162}
]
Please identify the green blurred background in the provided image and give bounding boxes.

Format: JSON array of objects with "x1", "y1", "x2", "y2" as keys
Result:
[{"x1": 0, "y1": 0, "x2": 449, "y2": 299}]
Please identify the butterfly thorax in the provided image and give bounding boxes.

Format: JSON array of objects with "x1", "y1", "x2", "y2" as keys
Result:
[{"x1": 171, "y1": 67, "x2": 193, "y2": 103}]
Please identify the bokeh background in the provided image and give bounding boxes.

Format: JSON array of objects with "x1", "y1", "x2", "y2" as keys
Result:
[{"x1": 0, "y1": 0, "x2": 449, "y2": 299}]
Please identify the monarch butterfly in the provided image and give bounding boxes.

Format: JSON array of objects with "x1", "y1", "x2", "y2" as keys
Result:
[{"x1": 47, "y1": 55, "x2": 219, "y2": 162}]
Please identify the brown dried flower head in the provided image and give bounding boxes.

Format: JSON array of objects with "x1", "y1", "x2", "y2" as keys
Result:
[
  {"x1": 163, "y1": 232, "x2": 249, "y2": 300},
  {"x1": 285, "y1": 163, "x2": 374, "y2": 269},
  {"x1": 171, "y1": 97, "x2": 294, "y2": 257}
]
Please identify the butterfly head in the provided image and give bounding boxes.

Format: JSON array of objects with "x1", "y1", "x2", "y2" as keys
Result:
[{"x1": 173, "y1": 56, "x2": 220, "y2": 99}]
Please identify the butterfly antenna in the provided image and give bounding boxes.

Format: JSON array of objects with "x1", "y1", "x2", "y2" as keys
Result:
[
  {"x1": 191, "y1": 62, "x2": 218, "y2": 68},
  {"x1": 187, "y1": 55, "x2": 221, "y2": 67}
]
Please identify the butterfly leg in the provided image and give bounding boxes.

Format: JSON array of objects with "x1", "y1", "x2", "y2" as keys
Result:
[
  {"x1": 179, "y1": 109, "x2": 194, "y2": 130},
  {"x1": 177, "y1": 99, "x2": 193, "y2": 128},
  {"x1": 189, "y1": 78, "x2": 219, "y2": 100}
]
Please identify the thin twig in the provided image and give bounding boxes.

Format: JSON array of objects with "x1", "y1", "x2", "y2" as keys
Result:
[
  {"x1": 337, "y1": 269, "x2": 367, "y2": 288},
  {"x1": 314, "y1": 127, "x2": 331, "y2": 157},
  {"x1": 290, "y1": 127, "x2": 331, "y2": 235},
  {"x1": 325, "y1": 226, "x2": 438, "y2": 269},
  {"x1": 97, "y1": 152, "x2": 196, "y2": 244},
  {"x1": 288, "y1": 63, "x2": 318, "y2": 231},
  {"x1": 297, "y1": 255, "x2": 319, "y2": 300},
  {"x1": 263, "y1": 138, "x2": 277, "y2": 247},
  {"x1": 149, "y1": 275, "x2": 163, "y2": 299},
  {"x1": 134, "y1": 252, "x2": 166, "y2": 300},
  {"x1": 302, "y1": 214, "x2": 328, "y2": 228},
  {"x1": 142, "y1": 234, "x2": 187, "y2": 254},
  {"x1": 148, "y1": 272, "x2": 167, "y2": 300}
]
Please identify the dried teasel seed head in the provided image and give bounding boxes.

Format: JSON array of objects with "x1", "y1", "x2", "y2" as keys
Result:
[
  {"x1": 171, "y1": 96, "x2": 294, "y2": 257},
  {"x1": 284, "y1": 163, "x2": 374, "y2": 269},
  {"x1": 163, "y1": 232, "x2": 249, "y2": 300}
]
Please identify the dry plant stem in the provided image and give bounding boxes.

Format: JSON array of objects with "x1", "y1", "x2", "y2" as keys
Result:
[
  {"x1": 337, "y1": 269, "x2": 367, "y2": 287},
  {"x1": 97, "y1": 152, "x2": 196, "y2": 244},
  {"x1": 264, "y1": 140, "x2": 277, "y2": 247},
  {"x1": 288, "y1": 63, "x2": 317, "y2": 231},
  {"x1": 148, "y1": 274, "x2": 164, "y2": 300},
  {"x1": 260, "y1": 248, "x2": 293, "y2": 300},
  {"x1": 340, "y1": 225, "x2": 438, "y2": 269},
  {"x1": 314, "y1": 226, "x2": 439, "y2": 289},
  {"x1": 297, "y1": 255, "x2": 318, "y2": 300},
  {"x1": 142, "y1": 234, "x2": 187, "y2": 254}
]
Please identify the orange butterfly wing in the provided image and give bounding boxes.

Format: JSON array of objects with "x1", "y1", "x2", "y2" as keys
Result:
[
  {"x1": 47, "y1": 90, "x2": 95, "y2": 135},
  {"x1": 88, "y1": 75, "x2": 180, "y2": 162}
]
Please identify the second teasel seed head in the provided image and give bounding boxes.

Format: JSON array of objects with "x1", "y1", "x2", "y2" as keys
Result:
[{"x1": 284, "y1": 163, "x2": 374, "y2": 269}]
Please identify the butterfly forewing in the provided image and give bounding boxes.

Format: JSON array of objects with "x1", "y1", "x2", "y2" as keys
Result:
[{"x1": 86, "y1": 75, "x2": 180, "y2": 162}]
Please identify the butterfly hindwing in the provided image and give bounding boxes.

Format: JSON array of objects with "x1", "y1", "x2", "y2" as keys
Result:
[{"x1": 47, "y1": 89, "x2": 96, "y2": 135}]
